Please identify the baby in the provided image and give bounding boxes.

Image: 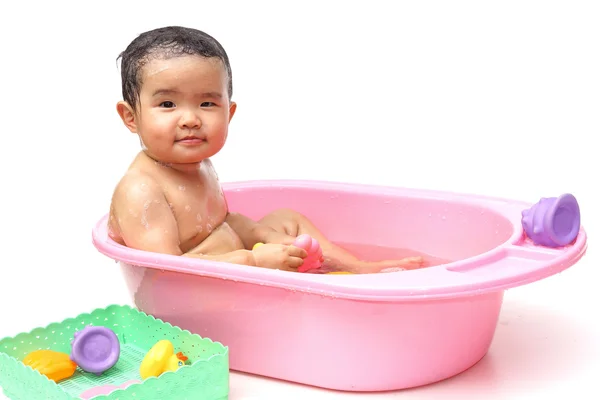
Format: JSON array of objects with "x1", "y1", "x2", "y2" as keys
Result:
[{"x1": 108, "y1": 26, "x2": 426, "y2": 274}]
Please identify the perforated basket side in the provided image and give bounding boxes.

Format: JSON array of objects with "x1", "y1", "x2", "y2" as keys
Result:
[
  {"x1": 0, "y1": 305, "x2": 229, "y2": 400},
  {"x1": 0, "y1": 352, "x2": 72, "y2": 400}
]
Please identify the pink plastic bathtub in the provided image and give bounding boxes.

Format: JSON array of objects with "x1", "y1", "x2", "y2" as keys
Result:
[{"x1": 92, "y1": 180, "x2": 587, "y2": 392}]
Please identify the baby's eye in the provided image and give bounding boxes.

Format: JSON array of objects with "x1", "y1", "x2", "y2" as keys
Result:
[
  {"x1": 160, "y1": 101, "x2": 176, "y2": 108},
  {"x1": 200, "y1": 102, "x2": 216, "y2": 107}
]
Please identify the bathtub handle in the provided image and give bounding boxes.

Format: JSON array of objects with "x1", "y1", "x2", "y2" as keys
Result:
[{"x1": 446, "y1": 238, "x2": 586, "y2": 285}]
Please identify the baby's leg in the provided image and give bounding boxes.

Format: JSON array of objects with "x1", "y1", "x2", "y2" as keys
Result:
[
  {"x1": 258, "y1": 208, "x2": 425, "y2": 273},
  {"x1": 259, "y1": 208, "x2": 362, "y2": 271}
]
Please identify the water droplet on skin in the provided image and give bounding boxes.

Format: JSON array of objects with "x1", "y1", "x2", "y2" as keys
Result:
[
  {"x1": 178, "y1": 185, "x2": 186, "y2": 191},
  {"x1": 185, "y1": 205, "x2": 191, "y2": 212},
  {"x1": 196, "y1": 225, "x2": 203, "y2": 233},
  {"x1": 196, "y1": 213, "x2": 202, "y2": 222},
  {"x1": 143, "y1": 200, "x2": 151, "y2": 210},
  {"x1": 207, "y1": 223, "x2": 213, "y2": 232},
  {"x1": 140, "y1": 183, "x2": 148, "y2": 192},
  {"x1": 153, "y1": 199, "x2": 160, "y2": 204}
]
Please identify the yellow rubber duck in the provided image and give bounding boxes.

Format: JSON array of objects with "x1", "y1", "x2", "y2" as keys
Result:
[{"x1": 139, "y1": 340, "x2": 188, "y2": 379}]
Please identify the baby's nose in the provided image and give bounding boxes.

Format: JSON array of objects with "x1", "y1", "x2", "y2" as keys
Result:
[{"x1": 179, "y1": 110, "x2": 201, "y2": 129}]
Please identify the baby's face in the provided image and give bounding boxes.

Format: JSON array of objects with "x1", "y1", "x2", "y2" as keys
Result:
[{"x1": 133, "y1": 55, "x2": 235, "y2": 165}]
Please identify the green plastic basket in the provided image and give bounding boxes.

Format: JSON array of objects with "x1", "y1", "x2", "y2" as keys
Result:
[{"x1": 0, "y1": 304, "x2": 229, "y2": 400}]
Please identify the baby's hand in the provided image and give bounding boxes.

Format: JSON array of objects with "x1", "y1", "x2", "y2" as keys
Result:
[{"x1": 252, "y1": 243, "x2": 308, "y2": 271}]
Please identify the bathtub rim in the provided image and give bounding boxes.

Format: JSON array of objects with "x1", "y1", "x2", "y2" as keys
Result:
[{"x1": 92, "y1": 179, "x2": 588, "y2": 302}]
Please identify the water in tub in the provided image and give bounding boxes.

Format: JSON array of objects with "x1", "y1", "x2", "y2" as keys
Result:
[{"x1": 315, "y1": 242, "x2": 451, "y2": 274}]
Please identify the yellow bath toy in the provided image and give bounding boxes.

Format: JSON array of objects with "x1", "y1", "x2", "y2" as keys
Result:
[
  {"x1": 22, "y1": 349, "x2": 78, "y2": 382},
  {"x1": 252, "y1": 242, "x2": 264, "y2": 250},
  {"x1": 326, "y1": 271, "x2": 355, "y2": 275},
  {"x1": 139, "y1": 340, "x2": 188, "y2": 379}
]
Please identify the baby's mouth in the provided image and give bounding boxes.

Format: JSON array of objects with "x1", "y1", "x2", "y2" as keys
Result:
[{"x1": 176, "y1": 136, "x2": 206, "y2": 144}]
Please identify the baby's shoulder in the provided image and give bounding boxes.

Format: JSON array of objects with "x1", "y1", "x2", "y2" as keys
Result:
[{"x1": 112, "y1": 169, "x2": 165, "y2": 207}]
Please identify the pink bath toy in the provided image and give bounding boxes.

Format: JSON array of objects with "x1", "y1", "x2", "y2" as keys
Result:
[
  {"x1": 293, "y1": 234, "x2": 323, "y2": 272},
  {"x1": 521, "y1": 193, "x2": 580, "y2": 247},
  {"x1": 79, "y1": 379, "x2": 140, "y2": 399}
]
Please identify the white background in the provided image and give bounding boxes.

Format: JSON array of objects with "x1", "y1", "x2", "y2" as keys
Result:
[{"x1": 0, "y1": 1, "x2": 598, "y2": 399}]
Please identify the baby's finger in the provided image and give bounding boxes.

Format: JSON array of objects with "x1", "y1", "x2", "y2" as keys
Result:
[
  {"x1": 287, "y1": 245, "x2": 308, "y2": 258},
  {"x1": 287, "y1": 256, "x2": 305, "y2": 269}
]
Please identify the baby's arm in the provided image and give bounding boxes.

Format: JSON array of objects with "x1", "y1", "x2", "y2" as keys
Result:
[
  {"x1": 112, "y1": 174, "x2": 255, "y2": 266},
  {"x1": 225, "y1": 212, "x2": 274, "y2": 249}
]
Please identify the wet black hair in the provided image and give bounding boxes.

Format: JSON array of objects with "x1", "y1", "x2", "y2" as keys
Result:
[{"x1": 117, "y1": 26, "x2": 233, "y2": 111}]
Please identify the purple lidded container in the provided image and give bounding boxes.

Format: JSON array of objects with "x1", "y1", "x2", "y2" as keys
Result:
[
  {"x1": 521, "y1": 193, "x2": 581, "y2": 248},
  {"x1": 70, "y1": 326, "x2": 120, "y2": 375}
]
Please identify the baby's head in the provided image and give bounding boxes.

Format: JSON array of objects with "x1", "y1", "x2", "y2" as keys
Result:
[{"x1": 116, "y1": 26, "x2": 236, "y2": 167}]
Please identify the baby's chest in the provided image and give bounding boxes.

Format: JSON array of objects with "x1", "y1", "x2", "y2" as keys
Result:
[{"x1": 167, "y1": 183, "x2": 227, "y2": 238}]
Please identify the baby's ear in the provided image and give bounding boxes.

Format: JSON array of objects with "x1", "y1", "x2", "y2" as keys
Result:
[
  {"x1": 116, "y1": 101, "x2": 138, "y2": 133},
  {"x1": 228, "y1": 101, "x2": 237, "y2": 122}
]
